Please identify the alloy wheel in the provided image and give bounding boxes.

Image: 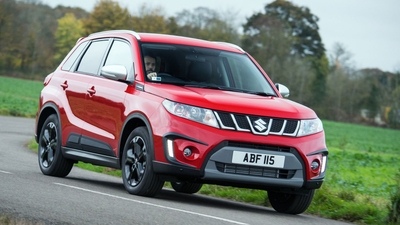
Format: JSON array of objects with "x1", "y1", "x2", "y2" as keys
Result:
[
  {"x1": 40, "y1": 122, "x2": 57, "y2": 168},
  {"x1": 124, "y1": 136, "x2": 147, "y2": 187}
]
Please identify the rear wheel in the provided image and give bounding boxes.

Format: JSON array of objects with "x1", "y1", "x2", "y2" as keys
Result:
[
  {"x1": 268, "y1": 189, "x2": 315, "y2": 214},
  {"x1": 122, "y1": 127, "x2": 164, "y2": 197},
  {"x1": 171, "y1": 182, "x2": 203, "y2": 194},
  {"x1": 38, "y1": 114, "x2": 73, "y2": 177}
]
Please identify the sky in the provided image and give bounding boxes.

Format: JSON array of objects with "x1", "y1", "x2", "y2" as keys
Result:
[{"x1": 41, "y1": 0, "x2": 400, "y2": 73}]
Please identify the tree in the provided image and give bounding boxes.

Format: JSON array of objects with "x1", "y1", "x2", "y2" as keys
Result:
[
  {"x1": 243, "y1": 0, "x2": 329, "y2": 111},
  {"x1": 175, "y1": 7, "x2": 239, "y2": 43},
  {"x1": 329, "y1": 43, "x2": 353, "y2": 73},
  {"x1": 309, "y1": 54, "x2": 329, "y2": 107},
  {"x1": 54, "y1": 13, "x2": 84, "y2": 63},
  {"x1": 53, "y1": 5, "x2": 89, "y2": 20},
  {"x1": 130, "y1": 4, "x2": 170, "y2": 33},
  {"x1": 0, "y1": 0, "x2": 18, "y2": 70},
  {"x1": 389, "y1": 84, "x2": 400, "y2": 127},
  {"x1": 263, "y1": 0, "x2": 325, "y2": 58},
  {"x1": 83, "y1": 0, "x2": 130, "y2": 35}
]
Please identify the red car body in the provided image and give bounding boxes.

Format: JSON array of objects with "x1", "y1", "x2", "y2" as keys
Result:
[{"x1": 35, "y1": 30, "x2": 327, "y2": 214}]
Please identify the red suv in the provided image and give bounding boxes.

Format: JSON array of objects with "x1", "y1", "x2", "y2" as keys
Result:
[{"x1": 35, "y1": 30, "x2": 327, "y2": 214}]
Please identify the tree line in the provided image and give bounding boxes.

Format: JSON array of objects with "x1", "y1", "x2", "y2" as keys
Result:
[{"x1": 0, "y1": 0, "x2": 399, "y2": 128}]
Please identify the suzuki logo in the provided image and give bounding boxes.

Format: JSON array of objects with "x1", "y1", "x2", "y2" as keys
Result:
[{"x1": 253, "y1": 118, "x2": 267, "y2": 132}]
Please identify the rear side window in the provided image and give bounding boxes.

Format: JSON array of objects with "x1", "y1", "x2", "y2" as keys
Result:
[
  {"x1": 61, "y1": 42, "x2": 88, "y2": 71},
  {"x1": 77, "y1": 40, "x2": 109, "y2": 75}
]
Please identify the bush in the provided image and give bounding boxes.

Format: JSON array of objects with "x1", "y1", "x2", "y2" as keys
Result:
[{"x1": 387, "y1": 171, "x2": 400, "y2": 224}]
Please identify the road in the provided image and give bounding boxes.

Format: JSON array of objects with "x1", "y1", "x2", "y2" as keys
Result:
[{"x1": 0, "y1": 115, "x2": 351, "y2": 225}]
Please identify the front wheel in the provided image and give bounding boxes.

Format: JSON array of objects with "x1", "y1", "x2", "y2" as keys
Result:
[
  {"x1": 122, "y1": 127, "x2": 164, "y2": 197},
  {"x1": 38, "y1": 114, "x2": 73, "y2": 177},
  {"x1": 171, "y1": 182, "x2": 203, "y2": 194},
  {"x1": 268, "y1": 189, "x2": 315, "y2": 214}
]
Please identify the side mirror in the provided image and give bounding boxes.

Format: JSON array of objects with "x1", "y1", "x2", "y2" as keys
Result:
[
  {"x1": 275, "y1": 83, "x2": 290, "y2": 98},
  {"x1": 101, "y1": 65, "x2": 127, "y2": 81}
]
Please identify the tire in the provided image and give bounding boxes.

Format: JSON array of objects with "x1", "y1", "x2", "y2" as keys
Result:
[
  {"x1": 122, "y1": 127, "x2": 164, "y2": 197},
  {"x1": 38, "y1": 114, "x2": 73, "y2": 177},
  {"x1": 171, "y1": 182, "x2": 203, "y2": 194},
  {"x1": 268, "y1": 189, "x2": 315, "y2": 214}
]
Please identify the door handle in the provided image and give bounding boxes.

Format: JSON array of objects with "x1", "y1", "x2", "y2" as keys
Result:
[
  {"x1": 60, "y1": 81, "x2": 68, "y2": 89},
  {"x1": 87, "y1": 86, "x2": 96, "y2": 95}
]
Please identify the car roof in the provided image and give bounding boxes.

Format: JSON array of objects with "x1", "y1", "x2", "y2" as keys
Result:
[{"x1": 86, "y1": 30, "x2": 244, "y2": 54}]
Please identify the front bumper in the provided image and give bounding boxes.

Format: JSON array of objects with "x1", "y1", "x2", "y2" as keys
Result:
[{"x1": 153, "y1": 138, "x2": 326, "y2": 190}]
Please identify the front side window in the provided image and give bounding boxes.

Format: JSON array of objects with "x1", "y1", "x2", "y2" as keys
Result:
[
  {"x1": 140, "y1": 43, "x2": 276, "y2": 96},
  {"x1": 77, "y1": 40, "x2": 109, "y2": 75},
  {"x1": 104, "y1": 40, "x2": 134, "y2": 79}
]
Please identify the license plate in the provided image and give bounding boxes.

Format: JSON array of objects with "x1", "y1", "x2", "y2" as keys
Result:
[{"x1": 232, "y1": 151, "x2": 285, "y2": 168}]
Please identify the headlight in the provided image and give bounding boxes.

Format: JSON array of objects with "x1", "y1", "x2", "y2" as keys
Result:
[
  {"x1": 297, "y1": 118, "x2": 323, "y2": 137},
  {"x1": 162, "y1": 99, "x2": 220, "y2": 128}
]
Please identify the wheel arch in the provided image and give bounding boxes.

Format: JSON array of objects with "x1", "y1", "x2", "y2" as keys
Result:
[
  {"x1": 119, "y1": 112, "x2": 154, "y2": 167},
  {"x1": 36, "y1": 103, "x2": 61, "y2": 144}
]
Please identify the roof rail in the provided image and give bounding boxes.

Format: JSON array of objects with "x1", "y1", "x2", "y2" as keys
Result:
[
  {"x1": 88, "y1": 30, "x2": 141, "y2": 40},
  {"x1": 213, "y1": 42, "x2": 245, "y2": 53}
]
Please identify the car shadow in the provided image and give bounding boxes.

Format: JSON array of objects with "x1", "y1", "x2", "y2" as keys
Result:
[
  {"x1": 157, "y1": 188, "x2": 277, "y2": 215},
  {"x1": 62, "y1": 175, "x2": 306, "y2": 219}
]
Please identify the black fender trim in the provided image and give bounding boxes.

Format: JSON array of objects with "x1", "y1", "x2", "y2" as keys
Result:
[
  {"x1": 36, "y1": 102, "x2": 61, "y2": 144},
  {"x1": 119, "y1": 112, "x2": 154, "y2": 167}
]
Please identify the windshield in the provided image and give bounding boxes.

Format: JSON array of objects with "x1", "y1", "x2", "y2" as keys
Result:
[{"x1": 141, "y1": 43, "x2": 276, "y2": 95}]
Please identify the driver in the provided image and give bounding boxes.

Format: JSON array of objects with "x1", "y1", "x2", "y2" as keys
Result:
[{"x1": 144, "y1": 54, "x2": 158, "y2": 80}]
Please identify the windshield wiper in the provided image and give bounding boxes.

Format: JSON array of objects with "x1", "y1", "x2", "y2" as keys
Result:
[
  {"x1": 184, "y1": 84, "x2": 277, "y2": 97},
  {"x1": 245, "y1": 91, "x2": 277, "y2": 97},
  {"x1": 184, "y1": 84, "x2": 222, "y2": 90}
]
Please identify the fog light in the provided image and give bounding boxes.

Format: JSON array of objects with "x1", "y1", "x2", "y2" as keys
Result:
[
  {"x1": 183, "y1": 148, "x2": 192, "y2": 157},
  {"x1": 311, "y1": 160, "x2": 320, "y2": 172}
]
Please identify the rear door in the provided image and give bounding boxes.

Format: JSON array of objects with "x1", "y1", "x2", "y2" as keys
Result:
[{"x1": 62, "y1": 38, "x2": 110, "y2": 149}]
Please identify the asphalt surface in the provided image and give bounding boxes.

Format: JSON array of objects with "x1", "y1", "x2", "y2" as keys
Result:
[{"x1": 0, "y1": 115, "x2": 352, "y2": 225}]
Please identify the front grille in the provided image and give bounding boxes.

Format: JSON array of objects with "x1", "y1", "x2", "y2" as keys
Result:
[
  {"x1": 215, "y1": 162, "x2": 296, "y2": 179},
  {"x1": 284, "y1": 120, "x2": 298, "y2": 133},
  {"x1": 235, "y1": 115, "x2": 250, "y2": 130},
  {"x1": 270, "y1": 119, "x2": 284, "y2": 132},
  {"x1": 214, "y1": 111, "x2": 299, "y2": 136},
  {"x1": 218, "y1": 112, "x2": 235, "y2": 129}
]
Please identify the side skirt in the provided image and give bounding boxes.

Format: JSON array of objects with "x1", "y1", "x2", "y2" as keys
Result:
[{"x1": 62, "y1": 147, "x2": 120, "y2": 169}]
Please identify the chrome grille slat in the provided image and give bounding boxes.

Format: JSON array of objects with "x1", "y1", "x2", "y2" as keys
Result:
[{"x1": 214, "y1": 111, "x2": 299, "y2": 136}]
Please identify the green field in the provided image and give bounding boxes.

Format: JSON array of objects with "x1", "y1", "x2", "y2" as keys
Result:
[
  {"x1": 0, "y1": 76, "x2": 43, "y2": 117},
  {"x1": 3, "y1": 76, "x2": 400, "y2": 224}
]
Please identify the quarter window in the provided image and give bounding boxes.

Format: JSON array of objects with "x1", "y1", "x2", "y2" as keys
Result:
[{"x1": 61, "y1": 41, "x2": 88, "y2": 71}]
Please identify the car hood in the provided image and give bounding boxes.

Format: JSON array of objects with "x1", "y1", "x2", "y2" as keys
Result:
[{"x1": 145, "y1": 83, "x2": 317, "y2": 119}]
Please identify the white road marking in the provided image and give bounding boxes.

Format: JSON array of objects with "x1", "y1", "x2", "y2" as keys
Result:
[
  {"x1": 0, "y1": 170, "x2": 12, "y2": 174},
  {"x1": 54, "y1": 182, "x2": 248, "y2": 225}
]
